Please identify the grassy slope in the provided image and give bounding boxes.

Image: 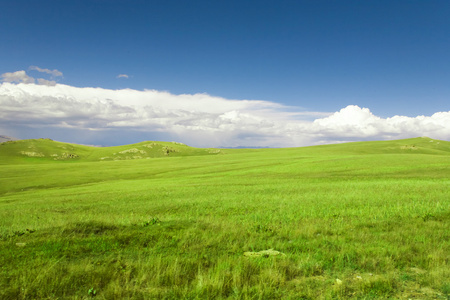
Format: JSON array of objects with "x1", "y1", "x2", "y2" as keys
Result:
[
  {"x1": 0, "y1": 137, "x2": 449, "y2": 299},
  {"x1": 0, "y1": 138, "x2": 223, "y2": 164}
]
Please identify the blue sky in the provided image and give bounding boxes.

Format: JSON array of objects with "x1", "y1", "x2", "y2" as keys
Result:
[{"x1": 1, "y1": 0, "x2": 450, "y2": 147}]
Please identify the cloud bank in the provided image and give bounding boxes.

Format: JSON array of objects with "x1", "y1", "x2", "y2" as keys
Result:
[{"x1": 0, "y1": 82, "x2": 449, "y2": 147}]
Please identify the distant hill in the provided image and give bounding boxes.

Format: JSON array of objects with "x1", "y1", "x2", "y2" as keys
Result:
[
  {"x1": 0, "y1": 138, "x2": 224, "y2": 164},
  {"x1": 0, "y1": 135, "x2": 18, "y2": 143},
  {"x1": 299, "y1": 136, "x2": 450, "y2": 156},
  {"x1": 0, "y1": 137, "x2": 449, "y2": 165}
]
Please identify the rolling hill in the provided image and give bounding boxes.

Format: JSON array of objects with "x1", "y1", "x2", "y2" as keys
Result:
[
  {"x1": 0, "y1": 138, "x2": 224, "y2": 164},
  {"x1": 0, "y1": 137, "x2": 449, "y2": 165}
]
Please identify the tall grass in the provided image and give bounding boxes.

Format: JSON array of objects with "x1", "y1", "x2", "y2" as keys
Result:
[{"x1": 0, "y1": 138, "x2": 449, "y2": 299}]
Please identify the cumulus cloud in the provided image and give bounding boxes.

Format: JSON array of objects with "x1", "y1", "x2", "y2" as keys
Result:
[
  {"x1": 312, "y1": 105, "x2": 450, "y2": 142},
  {"x1": 116, "y1": 74, "x2": 129, "y2": 79},
  {"x1": 0, "y1": 82, "x2": 449, "y2": 147}
]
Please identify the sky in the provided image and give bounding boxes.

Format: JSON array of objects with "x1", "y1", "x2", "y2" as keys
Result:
[{"x1": 1, "y1": 0, "x2": 449, "y2": 147}]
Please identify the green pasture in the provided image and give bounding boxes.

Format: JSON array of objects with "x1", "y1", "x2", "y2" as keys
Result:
[{"x1": 0, "y1": 137, "x2": 449, "y2": 299}]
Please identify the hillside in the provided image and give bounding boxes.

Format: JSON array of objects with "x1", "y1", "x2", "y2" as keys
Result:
[
  {"x1": 0, "y1": 135, "x2": 18, "y2": 143},
  {"x1": 301, "y1": 136, "x2": 450, "y2": 155},
  {"x1": 0, "y1": 138, "x2": 224, "y2": 164},
  {"x1": 0, "y1": 137, "x2": 449, "y2": 165}
]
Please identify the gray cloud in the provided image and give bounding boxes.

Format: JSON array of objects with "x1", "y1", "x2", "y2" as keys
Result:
[
  {"x1": 1, "y1": 71, "x2": 35, "y2": 84},
  {"x1": 37, "y1": 78, "x2": 57, "y2": 86},
  {"x1": 29, "y1": 66, "x2": 63, "y2": 77},
  {"x1": 1, "y1": 67, "x2": 63, "y2": 86}
]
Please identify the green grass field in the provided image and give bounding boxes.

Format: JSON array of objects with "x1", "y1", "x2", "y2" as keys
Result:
[{"x1": 1, "y1": 137, "x2": 449, "y2": 299}]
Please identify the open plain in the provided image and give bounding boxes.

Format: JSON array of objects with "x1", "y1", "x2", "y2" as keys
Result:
[{"x1": 0, "y1": 137, "x2": 449, "y2": 299}]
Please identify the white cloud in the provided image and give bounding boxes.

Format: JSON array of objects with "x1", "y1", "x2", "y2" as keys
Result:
[
  {"x1": 1, "y1": 71, "x2": 35, "y2": 84},
  {"x1": 29, "y1": 66, "x2": 63, "y2": 77},
  {"x1": 116, "y1": 74, "x2": 129, "y2": 79},
  {"x1": 0, "y1": 82, "x2": 449, "y2": 147},
  {"x1": 312, "y1": 105, "x2": 450, "y2": 141}
]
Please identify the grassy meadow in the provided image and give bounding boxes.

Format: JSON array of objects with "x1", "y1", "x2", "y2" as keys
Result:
[{"x1": 0, "y1": 137, "x2": 449, "y2": 299}]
